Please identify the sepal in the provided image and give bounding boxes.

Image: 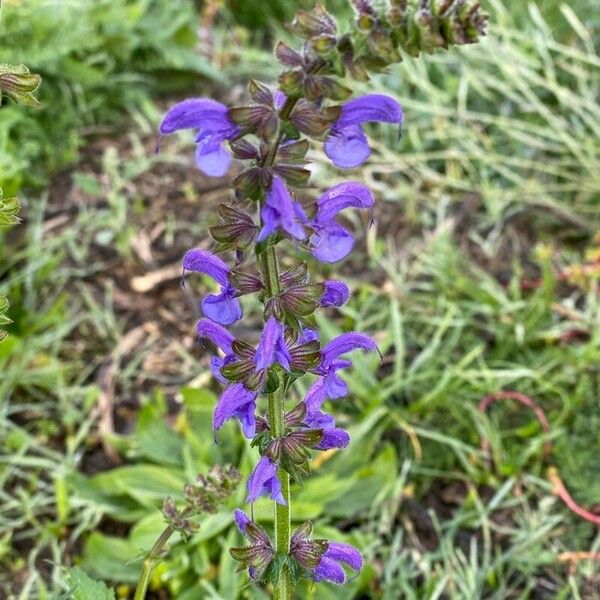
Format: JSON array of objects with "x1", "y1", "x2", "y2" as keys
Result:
[
  {"x1": 248, "y1": 79, "x2": 276, "y2": 105},
  {"x1": 229, "y1": 139, "x2": 259, "y2": 160},
  {"x1": 277, "y1": 139, "x2": 310, "y2": 164},
  {"x1": 230, "y1": 519, "x2": 275, "y2": 581},
  {"x1": 280, "y1": 263, "x2": 310, "y2": 287},
  {"x1": 279, "y1": 284, "x2": 324, "y2": 317},
  {"x1": 289, "y1": 340, "x2": 321, "y2": 371},
  {"x1": 232, "y1": 167, "x2": 272, "y2": 200},
  {"x1": 230, "y1": 271, "x2": 264, "y2": 294},
  {"x1": 272, "y1": 164, "x2": 311, "y2": 187},
  {"x1": 288, "y1": 3, "x2": 337, "y2": 39},
  {"x1": 289, "y1": 100, "x2": 341, "y2": 138},
  {"x1": 290, "y1": 521, "x2": 329, "y2": 570},
  {"x1": 275, "y1": 42, "x2": 304, "y2": 67}
]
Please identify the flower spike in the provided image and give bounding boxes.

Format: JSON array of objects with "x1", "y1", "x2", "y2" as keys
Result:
[{"x1": 163, "y1": 0, "x2": 485, "y2": 591}]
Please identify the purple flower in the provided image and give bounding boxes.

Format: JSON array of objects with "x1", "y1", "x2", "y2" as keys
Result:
[
  {"x1": 233, "y1": 508, "x2": 251, "y2": 534},
  {"x1": 196, "y1": 318, "x2": 235, "y2": 383},
  {"x1": 324, "y1": 94, "x2": 403, "y2": 169},
  {"x1": 298, "y1": 327, "x2": 320, "y2": 344},
  {"x1": 196, "y1": 319, "x2": 235, "y2": 354},
  {"x1": 213, "y1": 383, "x2": 258, "y2": 438},
  {"x1": 313, "y1": 542, "x2": 362, "y2": 585},
  {"x1": 247, "y1": 456, "x2": 286, "y2": 505},
  {"x1": 258, "y1": 176, "x2": 308, "y2": 242},
  {"x1": 255, "y1": 316, "x2": 292, "y2": 371},
  {"x1": 316, "y1": 332, "x2": 378, "y2": 398},
  {"x1": 309, "y1": 182, "x2": 375, "y2": 263},
  {"x1": 183, "y1": 248, "x2": 242, "y2": 326},
  {"x1": 303, "y1": 379, "x2": 336, "y2": 429},
  {"x1": 321, "y1": 280, "x2": 350, "y2": 307},
  {"x1": 199, "y1": 317, "x2": 293, "y2": 421},
  {"x1": 302, "y1": 380, "x2": 349, "y2": 450},
  {"x1": 318, "y1": 428, "x2": 350, "y2": 450},
  {"x1": 160, "y1": 98, "x2": 239, "y2": 177}
]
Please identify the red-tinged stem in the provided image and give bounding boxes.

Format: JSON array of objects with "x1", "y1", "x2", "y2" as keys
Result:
[{"x1": 548, "y1": 467, "x2": 600, "y2": 527}]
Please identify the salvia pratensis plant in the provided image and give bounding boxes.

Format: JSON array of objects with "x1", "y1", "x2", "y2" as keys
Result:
[{"x1": 159, "y1": 1, "x2": 486, "y2": 596}]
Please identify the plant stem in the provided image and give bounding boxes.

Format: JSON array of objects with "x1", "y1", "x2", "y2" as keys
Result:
[
  {"x1": 133, "y1": 508, "x2": 191, "y2": 600},
  {"x1": 261, "y1": 246, "x2": 292, "y2": 600},
  {"x1": 256, "y1": 93, "x2": 302, "y2": 600}
]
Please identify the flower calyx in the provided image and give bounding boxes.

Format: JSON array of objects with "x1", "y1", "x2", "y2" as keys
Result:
[
  {"x1": 230, "y1": 509, "x2": 276, "y2": 581},
  {"x1": 209, "y1": 203, "x2": 258, "y2": 252}
]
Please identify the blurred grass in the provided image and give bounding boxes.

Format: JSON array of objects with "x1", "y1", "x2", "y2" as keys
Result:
[
  {"x1": 0, "y1": 0, "x2": 217, "y2": 195},
  {"x1": 1, "y1": 0, "x2": 600, "y2": 599}
]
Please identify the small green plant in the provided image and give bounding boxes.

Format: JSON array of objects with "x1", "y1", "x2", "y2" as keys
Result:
[{"x1": 133, "y1": 464, "x2": 241, "y2": 600}]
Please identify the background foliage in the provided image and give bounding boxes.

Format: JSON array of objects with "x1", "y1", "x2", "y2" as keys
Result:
[{"x1": 1, "y1": 1, "x2": 599, "y2": 599}]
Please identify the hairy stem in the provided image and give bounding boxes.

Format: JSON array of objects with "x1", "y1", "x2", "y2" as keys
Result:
[
  {"x1": 261, "y1": 245, "x2": 292, "y2": 599},
  {"x1": 256, "y1": 92, "x2": 305, "y2": 600},
  {"x1": 133, "y1": 508, "x2": 191, "y2": 600}
]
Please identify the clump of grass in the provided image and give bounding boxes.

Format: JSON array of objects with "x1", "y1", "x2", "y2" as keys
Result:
[{"x1": 0, "y1": 0, "x2": 219, "y2": 195}]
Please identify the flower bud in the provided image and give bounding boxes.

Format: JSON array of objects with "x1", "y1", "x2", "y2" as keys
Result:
[
  {"x1": 184, "y1": 464, "x2": 242, "y2": 514},
  {"x1": 311, "y1": 35, "x2": 337, "y2": 55},
  {"x1": 0, "y1": 64, "x2": 41, "y2": 107},
  {"x1": 288, "y1": 4, "x2": 337, "y2": 40},
  {"x1": 305, "y1": 76, "x2": 352, "y2": 102},
  {"x1": 279, "y1": 70, "x2": 305, "y2": 98},
  {"x1": 368, "y1": 29, "x2": 401, "y2": 63}
]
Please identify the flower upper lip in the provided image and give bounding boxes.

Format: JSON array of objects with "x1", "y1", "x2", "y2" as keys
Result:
[{"x1": 159, "y1": 97, "x2": 239, "y2": 177}]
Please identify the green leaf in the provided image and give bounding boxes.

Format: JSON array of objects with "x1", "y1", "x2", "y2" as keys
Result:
[
  {"x1": 218, "y1": 529, "x2": 238, "y2": 599},
  {"x1": 89, "y1": 465, "x2": 186, "y2": 508},
  {"x1": 81, "y1": 533, "x2": 141, "y2": 583},
  {"x1": 135, "y1": 404, "x2": 185, "y2": 467},
  {"x1": 67, "y1": 567, "x2": 115, "y2": 600}
]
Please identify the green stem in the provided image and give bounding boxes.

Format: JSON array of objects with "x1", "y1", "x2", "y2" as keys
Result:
[
  {"x1": 133, "y1": 508, "x2": 191, "y2": 600},
  {"x1": 267, "y1": 387, "x2": 292, "y2": 600},
  {"x1": 257, "y1": 92, "x2": 303, "y2": 600},
  {"x1": 261, "y1": 249, "x2": 292, "y2": 600}
]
